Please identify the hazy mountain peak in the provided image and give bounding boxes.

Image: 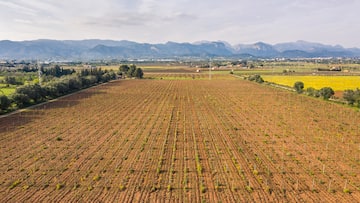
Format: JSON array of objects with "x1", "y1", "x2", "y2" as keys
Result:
[{"x1": 0, "y1": 39, "x2": 359, "y2": 60}]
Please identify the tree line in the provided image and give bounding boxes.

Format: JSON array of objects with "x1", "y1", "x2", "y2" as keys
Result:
[
  {"x1": 2, "y1": 65, "x2": 76, "y2": 86},
  {"x1": 118, "y1": 64, "x2": 143, "y2": 79},
  {"x1": 0, "y1": 68, "x2": 116, "y2": 113},
  {"x1": 1, "y1": 64, "x2": 145, "y2": 114},
  {"x1": 41, "y1": 65, "x2": 75, "y2": 77},
  {"x1": 294, "y1": 81, "x2": 360, "y2": 107}
]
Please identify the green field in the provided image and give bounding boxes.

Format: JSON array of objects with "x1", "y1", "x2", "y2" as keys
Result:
[
  {"x1": 262, "y1": 75, "x2": 360, "y2": 91},
  {"x1": 0, "y1": 84, "x2": 16, "y2": 96},
  {"x1": 0, "y1": 88, "x2": 16, "y2": 96}
]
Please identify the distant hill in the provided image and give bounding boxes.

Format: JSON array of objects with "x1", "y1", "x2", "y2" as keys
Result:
[
  {"x1": 0, "y1": 39, "x2": 359, "y2": 60},
  {"x1": 233, "y1": 42, "x2": 279, "y2": 57}
]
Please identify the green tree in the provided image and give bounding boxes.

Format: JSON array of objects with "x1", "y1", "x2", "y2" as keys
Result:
[
  {"x1": 0, "y1": 95, "x2": 11, "y2": 111},
  {"x1": 343, "y1": 88, "x2": 360, "y2": 106},
  {"x1": 127, "y1": 65, "x2": 136, "y2": 77},
  {"x1": 306, "y1": 87, "x2": 320, "y2": 97},
  {"x1": 319, "y1": 87, "x2": 334, "y2": 100},
  {"x1": 43, "y1": 65, "x2": 75, "y2": 77},
  {"x1": 109, "y1": 71, "x2": 117, "y2": 80},
  {"x1": 294, "y1": 81, "x2": 304, "y2": 93},
  {"x1": 343, "y1": 89, "x2": 356, "y2": 105},
  {"x1": 16, "y1": 84, "x2": 45, "y2": 103},
  {"x1": 248, "y1": 74, "x2": 264, "y2": 83},
  {"x1": 54, "y1": 81, "x2": 70, "y2": 95},
  {"x1": 5, "y1": 76, "x2": 22, "y2": 85},
  {"x1": 355, "y1": 89, "x2": 360, "y2": 107},
  {"x1": 11, "y1": 93, "x2": 31, "y2": 108},
  {"x1": 102, "y1": 73, "x2": 112, "y2": 82},
  {"x1": 134, "y1": 68, "x2": 144, "y2": 79},
  {"x1": 119, "y1": 64, "x2": 130, "y2": 73},
  {"x1": 43, "y1": 85, "x2": 58, "y2": 99}
]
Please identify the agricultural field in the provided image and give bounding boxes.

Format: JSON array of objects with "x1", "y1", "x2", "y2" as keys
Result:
[
  {"x1": 262, "y1": 75, "x2": 360, "y2": 91},
  {"x1": 0, "y1": 72, "x2": 38, "y2": 97},
  {"x1": 0, "y1": 84, "x2": 16, "y2": 96},
  {"x1": 254, "y1": 61, "x2": 360, "y2": 73},
  {"x1": 0, "y1": 72, "x2": 359, "y2": 202}
]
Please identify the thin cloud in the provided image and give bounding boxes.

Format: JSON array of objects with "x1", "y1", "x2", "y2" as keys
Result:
[
  {"x1": 0, "y1": 0, "x2": 359, "y2": 47},
  {"x1": 13, "y1": 19, "x2": 33, "y2": 24},
  {"x1": 84, "y1": 13, "x2": 155, "y2": 27},
  {"x1": 0, "y1": 0, "x2": 37, "y2": 16}
]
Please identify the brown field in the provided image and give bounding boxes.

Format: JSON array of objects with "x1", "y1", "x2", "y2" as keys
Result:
[{"x1": 1, "y1": 73, "x2": 359, "y2": 202}]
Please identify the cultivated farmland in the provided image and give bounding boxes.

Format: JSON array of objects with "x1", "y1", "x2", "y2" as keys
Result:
[
  {"x1": 0, "y1": 73, "x2": 359, "y2": 202},
  {"x1": 262, "y1": 75, "x2": 360, "y2": 91}
]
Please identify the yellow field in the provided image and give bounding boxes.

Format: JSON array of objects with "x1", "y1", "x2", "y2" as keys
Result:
[{"x1": 262, "y1": 75, "x2": 360, "y2": 91}]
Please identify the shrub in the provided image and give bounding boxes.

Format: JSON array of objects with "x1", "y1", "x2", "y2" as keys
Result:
[
  {"x1": 93, "y1": 174, "x2": 101, "y2": 181},
  {"x1": 343, "y1": 88, "x2": 360, "y2": 106},
  {"x1": 5, "y1": 76, "x2": 23, "y2": 85},
  {"x1": 11, "y1": 93, "x2": 31, "y2": 108},
  {"x1": 245, "y1": 185, "x2": 253, "y2": 192},
  {"x1": 167, "y1": 184, "x2": 172, "y2": 191},
  {"x1": 306, "y1": 87, "x2": 320, "y2": 97},
  {"x1": 9, "y1": 180, "x2": 21, "y2": 189},
  {"x1": 248, "y1": 74, "x2": 264, "y2": 83},
  {"x1": 0, "y1": 95, "x2": 11, "y2": 111},
  {"x1": 294, "y1": 81, "x2": 304, "y2": 93},
  {"x1": 119, "y1": 184, "x2": 126, "y2": 191},
  {"x1": 56, "y1": 183, "x2": 64, "y2": 190},
  {"x1": 319, "y1": 87, "x2": 335, "y2": 100},
  {"x1": 200, "y1": 184, "x2": 206, "y2": 193}
]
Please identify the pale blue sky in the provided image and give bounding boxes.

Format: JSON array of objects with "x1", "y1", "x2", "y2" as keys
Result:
[{"x1": 0, "y1": 0, "x2": 359, "y2": 47}]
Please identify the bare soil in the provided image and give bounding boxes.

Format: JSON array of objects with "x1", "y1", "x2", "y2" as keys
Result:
[{"x1": 1, "y1": 74, "x2": 359, "y2": 202}]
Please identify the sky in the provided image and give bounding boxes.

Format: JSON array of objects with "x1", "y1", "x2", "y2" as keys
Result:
[{"x1": 0, "y1": 0, "x2": 360, "y2": 48}]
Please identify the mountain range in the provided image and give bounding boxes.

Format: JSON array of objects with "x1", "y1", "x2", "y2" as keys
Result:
[{"x1": 0, "y1": 39, "x2": 359, "y2": 61}]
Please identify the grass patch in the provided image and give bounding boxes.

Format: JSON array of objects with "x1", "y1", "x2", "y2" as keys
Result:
[
  {"x1": 56, "y1": 183, "x2": 64, "y2": 190},
  {"x1": 93, "y1": 174, "x2": 101, "y2": 181},
  {"x1": 9, "y1": 180, "x2": 21, "y2": 189},
  {"x1": 0, "y1": 84, "x2": 16, "y2": 96},
  {"x1": 167, "y1": 184, "x2": 172, "y2": 192},
  {"x1": 245, "y1": 185, "x2": 253, "y2": 192},
  {"x1": 200, "y1": 184, "x2": 206, "y2": 193},
  {"x1": 119, "y1": 184, "x2": 126, "y2": 191}
]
